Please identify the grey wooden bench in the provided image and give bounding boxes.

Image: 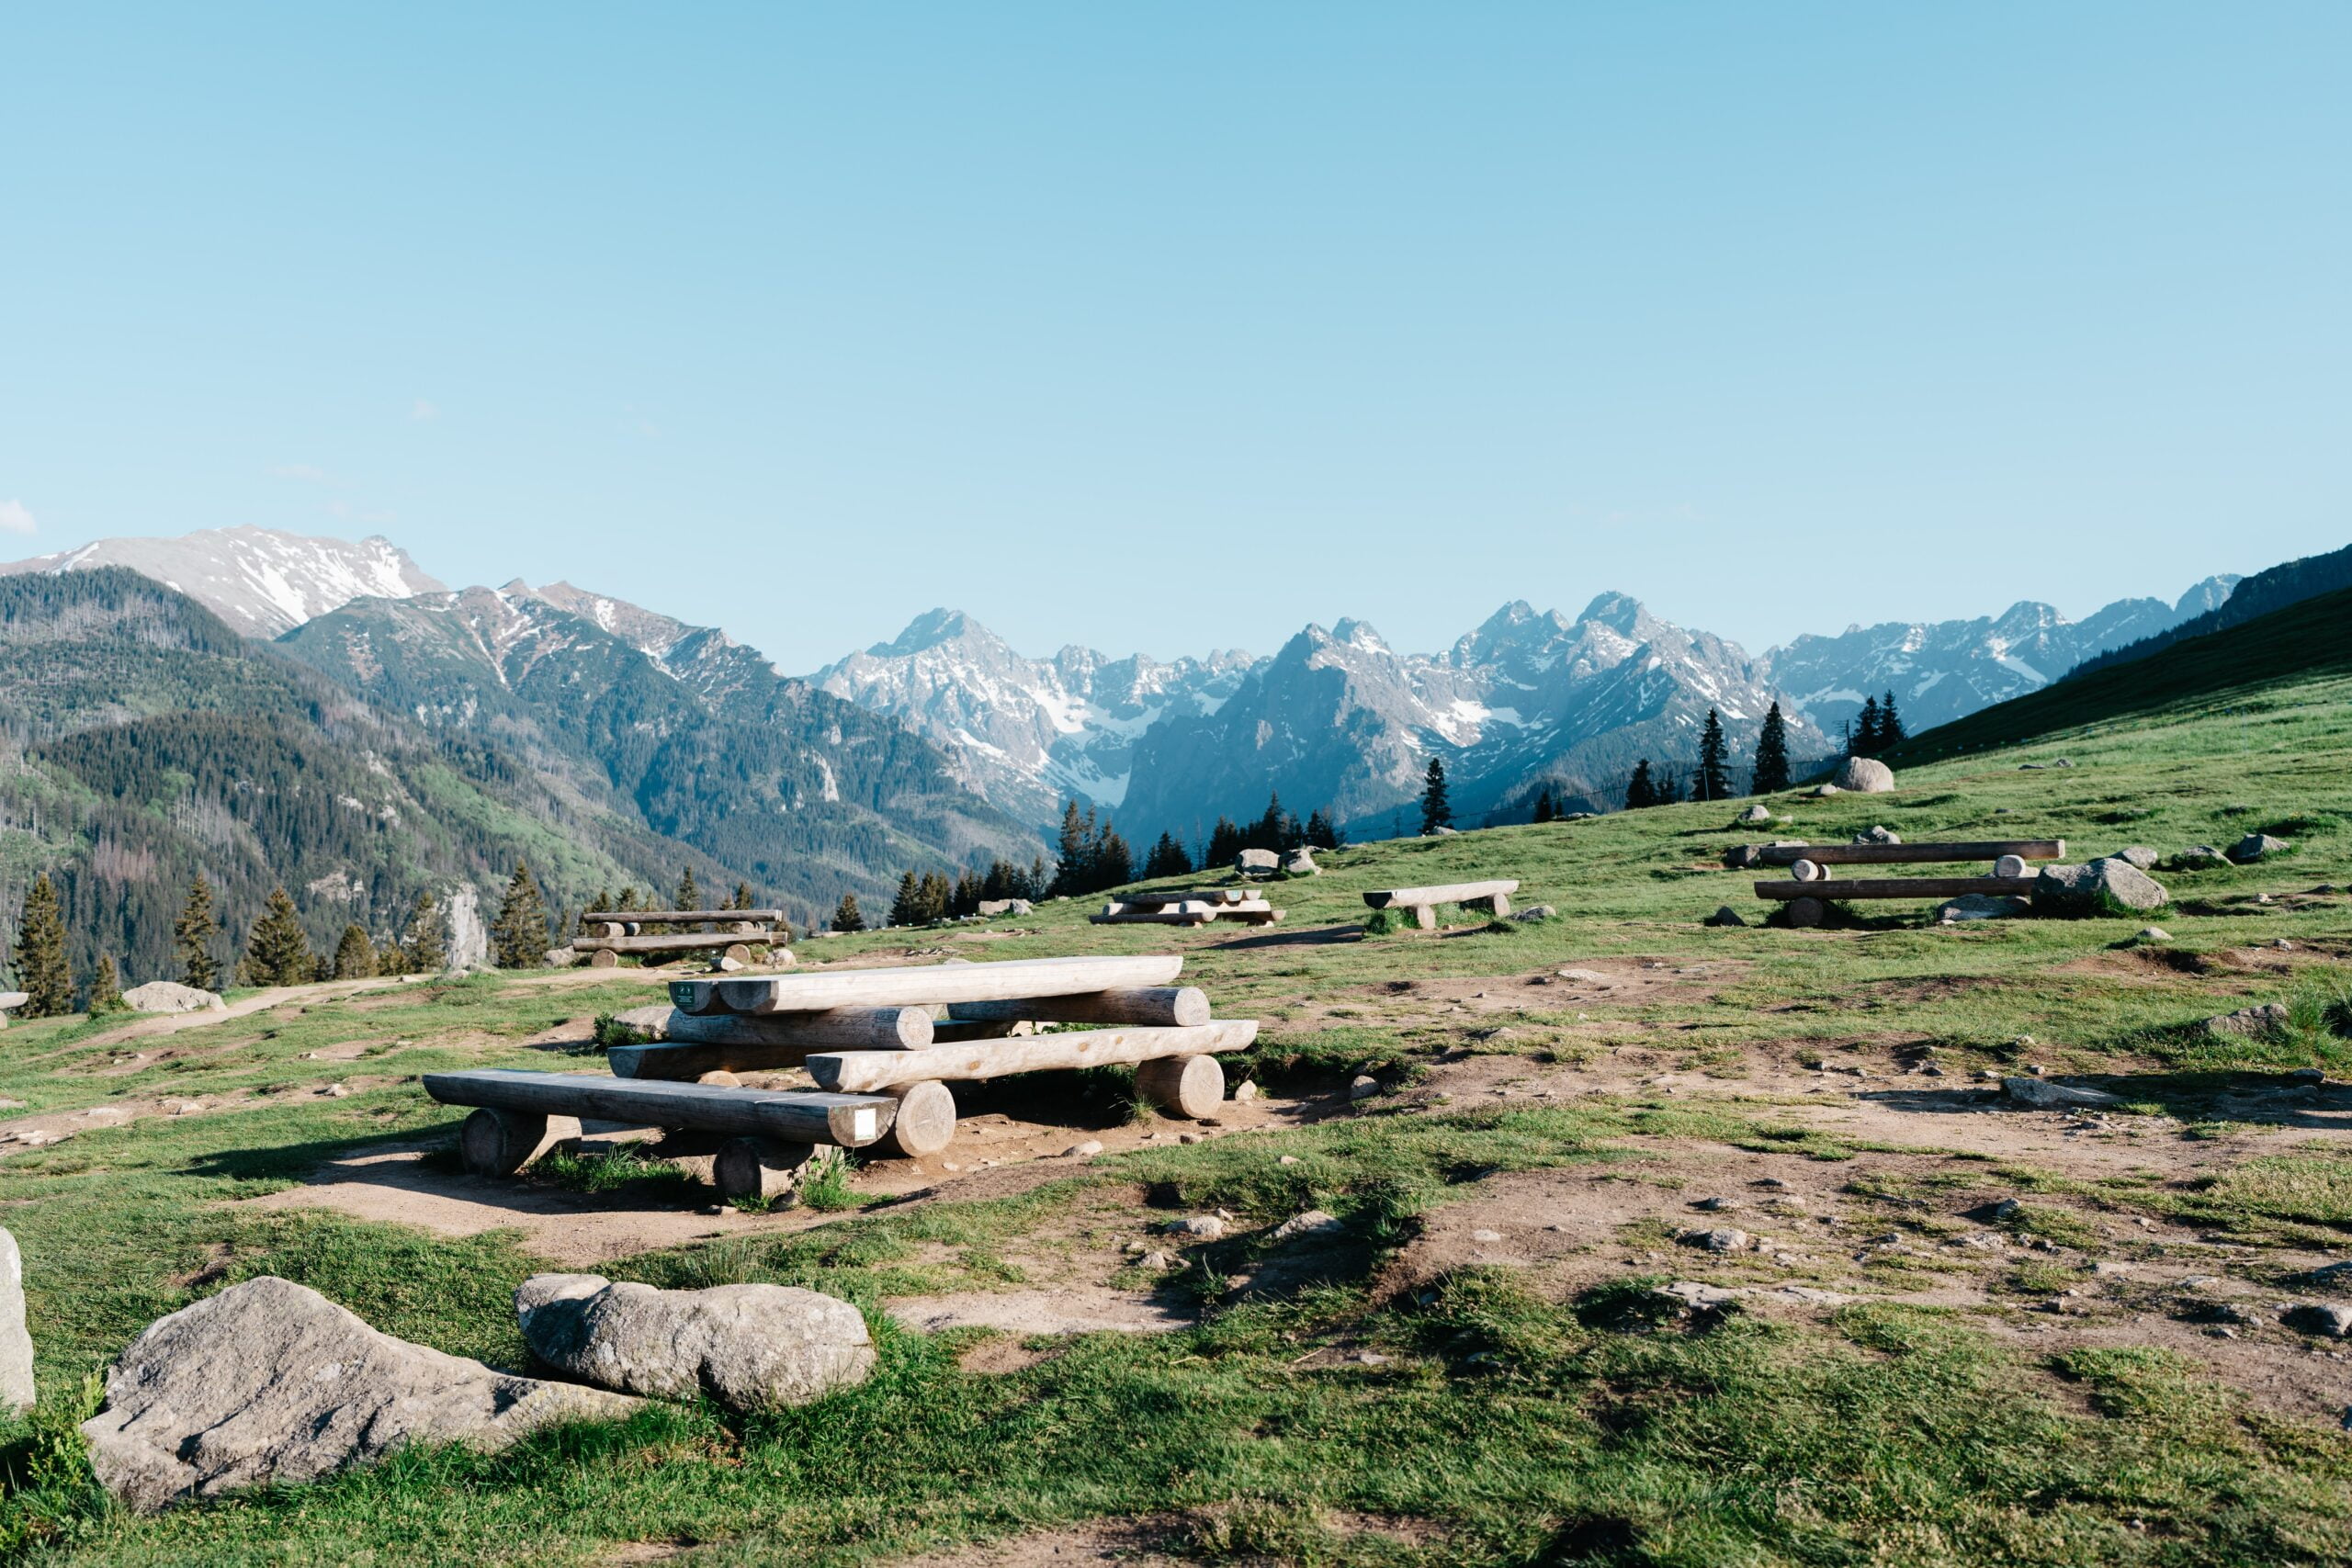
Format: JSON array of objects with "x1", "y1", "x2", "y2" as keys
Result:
[{"x1": 1362, "y1": 879, "x2": 1519, "y2": 929}]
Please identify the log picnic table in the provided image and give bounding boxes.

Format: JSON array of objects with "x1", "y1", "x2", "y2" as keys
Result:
[
  {"x1": 1092, "y1": 889, "x2": 1282, "y2": 926},
  {"x1": 1749, "y1": 839, "x2": 2064, "y2": 927},
  {"x1": 425, "y1": 954, "x2": 1255, "y2": 1202},
  {"x1": 1362, "y1": 880, "x2": 1519, "y2": 930},
  {"x1": 573, "y1": 908, "x2": 788, "y2": 969}
]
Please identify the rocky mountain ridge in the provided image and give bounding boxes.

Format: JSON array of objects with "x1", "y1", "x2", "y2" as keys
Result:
[{"x1": 1, "y1": 525, "x2": 445, "y2": 638}]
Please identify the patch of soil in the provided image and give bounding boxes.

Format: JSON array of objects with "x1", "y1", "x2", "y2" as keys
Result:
[
  {"x1": 956, "y1": 1337, "x2": 1059, "y2": 1374},
  {"x1": 887, "y1": 1285, "x2": 1193, "y2": 1336}
]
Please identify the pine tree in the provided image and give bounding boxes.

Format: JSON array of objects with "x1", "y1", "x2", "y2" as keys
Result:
[
  {"x1": 1205, "y1": 817, "x2": 1244, "y2": 868},
  {"x1": 952, "y1": 869, "x2": 982, "y2": 919},
  {"x1": 1304, "y1": 808, "x2": 1341, "y2": 850},
  {"x1": 1879, "y1": 689, "x2": 1905, "y2": 751},
  {"x1": 832, "y1": 893, "x2": 865, "y2": 933},
  {"x1": 1697, "y1": 708, "x2": 1732, "y2": 802},
  {"x1": 917, "y1": 872, "x2": 952, "y2": 924},
  {"x1": 11, "y1": 874, "x2": 73, "y2": 1016},
  {"x1": 1752, "y1": 701, "x2": 1792, "y2": 795},
  {"x1": 87, "y1": 953, "x2": 125, "y2": 1014},
  {"x1": 732, "y1": 881, "x2": 753, "y2": 911},
  {"x1": 1419, "y1": 758, "x2": 1453, "y2": 834},
  {"x1": 1854, "y1": 696, "x2": 1883, "y2": 757},
  {"x1": 173, "y1": 875, "x2": 221, "y2": 992},
  {"x1": 399, "y1": 890, "x2": 446, "y2": 975},
  {"x1": 674, "y1": 867, "x2": 699, "y2": 911},
  {"x1": 1252, "y1": 793, "x2": 1286, "y2": 852},
  {"x1": 334, "y1": 924, "x2": 377, "y2": 980},
  {"x1": 239, "y1": 887, "x2": 316, "y2": 987},
  {"x1": 1093, "y1": 829, "x2": 1133, "y2": 888},
  {"x1": 1657, "y1": 767, "x2": 1685, "y2": 805},
  {"x1": 1051, "y1": 801, "x2": 1092, "y2": 896},
  {"x1": 1144, "y1": 832, "x2": 1191, "y2": 878},
  {"x1": 888, "y1": 872, "x2": 921, "y2": 928},
  {"x1": 1624, "y1": 760, "x2": 1657, "y2": 810},
  {"x1": 492, "y1": 863, "x2": 549, "y2": 968},
  {"x1": 585, "y1": 888, "x2": 613, "y2": 923},
  {"x1": 1532, "y1": 784, "x2": 1555, "y2": 824}
]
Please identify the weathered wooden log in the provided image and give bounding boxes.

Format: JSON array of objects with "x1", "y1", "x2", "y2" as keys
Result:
[
  {"x1": 424, "y1": 1068, "x2": 897, "y2": 1147},
  {"x1": 1136, "y1": 1055, "x2": 1225, "y2": 1119},
  {"x1": 883, "y1": 1079, "x2": 958, "y2": 1157},
  {"x1": 946, "y1": 987, "x2": 1211, "y2": 1029},
  {"x1": 583, "y1": 908, "x2": 786, "y2": 924},
  {"x1": 671, "y1": 954, "x2": 1187, "y2": 1016},
  {"x1": 588, "y1": 950, "x2": 620, "y2": 969},
  {"x1": 458, "y1": 1107, "x2": 582, "y2": 1176},
  {"x1": 1756, "y1": 840, "x2": 2063, "y2": 867},
  {"x1": 1786, "y1": 897, "x2": 1827, "y2": 928},
  {"x1": 573, "y1": 932, "x2": 775, "y2": 953},
  {"x1": 806, "y1": 1020, "x2": 1259, "y2": 1093},
  {"x1": 1121, "y1": 888, "x2": 1252, "y2": 907},
  {"x1": 1091, "y1": 908, "x2": 1213, "y2": 926},
  {"x1": 1993, "y1": 854, "x2": 2028, "y2": 878},
  {"x1": 1752, "y1": 876, "x2": 2040, "y2": 902},
  {"x1": 610, "y1": 1004, "x2": 936, "y2": 1079},
  {"x1": 1363, "y1": 880, "x2": 1520, "y2": 910},
  {"x1": 712, "y1": 1136, "x2": 825, "y2": 1203}
]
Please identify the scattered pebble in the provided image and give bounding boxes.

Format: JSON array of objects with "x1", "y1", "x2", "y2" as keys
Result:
[
  {"x1": 1232, "y1": 1082, "x2": 1260, "y2": 1104},
  {"x1": 1140, "y1": 1251, "x2": 1173, "y2": 1270},
  {"x1": 1470, "y1": 1228, "x2": 1504, "y2": 1244}
]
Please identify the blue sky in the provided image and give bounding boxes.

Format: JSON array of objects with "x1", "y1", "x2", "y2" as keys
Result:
[{"x1": 2, "y1": 4, "x2": 2346, "y2": 670}]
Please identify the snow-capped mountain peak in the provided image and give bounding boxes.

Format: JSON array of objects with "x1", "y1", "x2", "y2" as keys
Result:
[{"x1": 0, "y1": 525, "x2": 445, "y2": 637}]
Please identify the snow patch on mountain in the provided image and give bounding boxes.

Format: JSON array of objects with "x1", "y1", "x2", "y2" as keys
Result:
[{"x1": 0, "y1": 525, "x2": 445, "y2": 637}]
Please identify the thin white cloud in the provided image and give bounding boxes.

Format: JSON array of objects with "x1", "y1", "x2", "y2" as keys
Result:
[
  {"x1": 0, "y1": 500, "x2": 35, "y2": 536},
  {"x1": 268, "y1": 463, "x2": 330, "y2": 482},
  {"x1": 410, "y1": 399, "x2": 440, "y2": 423}
]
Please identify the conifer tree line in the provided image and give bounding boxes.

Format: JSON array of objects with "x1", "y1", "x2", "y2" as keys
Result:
[
  {"x1": 883, "y1": 855, "x2": 1051, "y2": 929},
  {"x1": 1845, "y1": 690, "x2": 1905, "y2": 758},
  {"x1": 1612, "y1": 699, "x2": 1809, "y2": 811},
  {"x1": 1202, "y1": 792, "x2": 1341, "y2": 868}
]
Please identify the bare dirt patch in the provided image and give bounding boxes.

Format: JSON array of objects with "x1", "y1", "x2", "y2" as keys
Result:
[{"x1": 888, "y1": 1285, "x2": 1192, "y2": 1337}]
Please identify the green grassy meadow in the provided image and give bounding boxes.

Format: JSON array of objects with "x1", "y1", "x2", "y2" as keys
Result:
[{"x1": 1, "y1": 669, "x2": 2348, "y2": 1565}]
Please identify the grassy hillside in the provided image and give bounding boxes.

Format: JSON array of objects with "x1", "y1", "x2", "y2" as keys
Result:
[
  {"x1": 1, "y1": 666, "x2": 2347, "y2": 1564},
  {"x1": 1892, "y1": 582, "x2": 2352, "y2": 764}
]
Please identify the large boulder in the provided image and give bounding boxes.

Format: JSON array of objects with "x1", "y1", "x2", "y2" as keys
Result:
[
  {"x1": 1282, "y1": 847, "x2": 1320, "y2": 876},
  {"x1": 1234, "y1": 848, "x2": 1280, "y2": 877},
  {"x1": 515, "y1": 1275, "x2": 874, "y2": 1411},
  {"x1": 119, "y1": 981, "x2": 227, "y2": 1015},
  {"x1": 81, "y1": 1277, "x2": 639, "y2": 1512},
  {"x1": 0, "y1": 1229, "x2": 31, "y2": 1414},
  {"x1": 1830, "y1": 757, "x2": 1895, "y2": 794},
  {"x1": 2229, "y1": 833, "x2": 2289, "y2": 863},
  {"x1": 2112, "y1": 846, "x2": 2160, "y2": 870},
  {"x1": 2207, "y1": 1003, "x2": 2288, "y2": 1039},
  {"x1": 2032, "y1": 860, "x2": 2170, "y2": 917},
  {"x1": 1736, "y1": 804, "x2": 1773, "y2": 825}
]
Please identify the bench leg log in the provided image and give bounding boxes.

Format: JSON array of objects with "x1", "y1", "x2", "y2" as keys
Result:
[
  {"x1": 713, "y1": 1136, "x2": 824, "y2": 1204},
  {"x1": 884, "y1": 1080, "x2": 958, "y2": 1158},
  {"x1": 1136, "y1": 1055, "x2": 1225, "y2": 1120},
  {"x1": 1785, "y1": 897, "x2": 1826, "y2": 929},
  {"x1": 460, "y1": 1108, "x2": 582, "y2": 1176},
  {"x1": 1412, "y1": 904, "x2": 1437, "y2": 931}
]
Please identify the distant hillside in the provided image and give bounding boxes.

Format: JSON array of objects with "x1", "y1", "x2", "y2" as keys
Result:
[
  {"x1": 2069, "y1": 540, "x2": 2350, "y2": 679},
  {"x1": 0, "y1": 570, "x2": 741, "y2": 990},
  {"x1": 1890, "y1": 582, "x2": 2352, "y2": 763}
]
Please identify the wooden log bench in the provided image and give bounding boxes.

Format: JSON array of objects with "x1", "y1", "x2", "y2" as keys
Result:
[
  {"x1": 1362, "y1": 880, "x2": 1520, "y2": 930},
  {"x1": 1755, "y1": 840, "x2": 2063, "y2": 870},
  {"x1": 1092, "y1": 891, "x2": 1281, "y2": 926},
  {"x1": 422, "y1": 1068, "x2": 899, "y2": 1202},
  {"x1": 670, "y1": 953, "x2": 1185, "y2": 1016},
  {"x1": 576, "y1": 908, "x2": 788, "y2": 969},
  {"x1": 808, "y1": 1021, "x2": 1260, "y2": 1121}
]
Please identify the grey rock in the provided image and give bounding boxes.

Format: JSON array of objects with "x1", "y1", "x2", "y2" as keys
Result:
[
  {"x1": 1853, "y1": 825, "x2": 1902, "y2": 845},
  {"x1": 1139, "y1": 1251, "x2": 1174, "y2": 1270},
  {"x1": 1064, "y1": 1139, "x2": 1104, "y2": 1157},
  {"x1": 1722, "y1": 844, "x2": 1763, "y2": 869},
  {"x1": 1658, "y1": 1280, "x2": 1742, "y2": 1308},
  {"x1": 2281, "y1": 1303, "x2": 2352, "y2": 1337},
  {"x1": 1512, "y1": 904, "x2": 1559, "y2": 921},
  {"x1": 1231, "y1": 1080, "x2": 1259, "y2": 1103},
  {"x1": 2005, "y1": 1077, "x2": 2123, "y2": 1110},
  {"x1": 1736, "y1": 804, "x2": 1773, "y2": 824},
  {"x1": 0, "y1": 1229, "x2": 31, "y2": 1414},
  {"x1": 1830, "y1": 757, "x2": 1895, "y2": 793},
  {"x1": 82, "y1": 1277, "x2": 639, "y2": 1512},
  {"x1": 1281, "y1": 847, "x2": 1320, "y2": 876},
  {"x1": 1702, "y1": 905, "x2": 1747, "y2": 928},
  {"x1": 1685, "y1": 1226, "x2": 1752, "y2": 1253},
  {"x1": 1810, "y1": 783, "x2": 1844, "y2": 796},
  {"x1": 2177, "y1": 844, "x2": 2225, "y2": 866},
  {"x1": 2115, "y1": 846, "x2": 2160, "y2": 870},
  {"x1": 2206, "y1": 1003, "x2": 2288, "y2": 1039},
  {"x1": 1235, "y1": 848, "x2": 1281, "y2": 876},
  {"x1": 2033, "y1": 860, "x2": 2170, "y2": 916},
  {"x1": 515, "y1": 1274, "x2": 873, "y2": 1411},
  {"x1": 2136, "y1": 926, "x2": 2171, "y2": 942},
  {"x1": 610, "y1": 1004, "x2": 673, "y2": 1038},
  {"x1": 542, "y1": 946, "x2": 580, "y2": 968},
  {"x1": 119, "y1": 981, "x2": 227, "y2": 1015},
  {"x1": 2229, "y1": 833, "x2": 2288, "y2": 863},
  {"x1": 1171, "y1": 1214, "x2": 1227, "y2": 1240},
  {"x1": 1349, "y1": 1074, "x2": 1381, "y2": 1100},
  {"x1": 1271, "y1": 1210, "x2": 1344, "y2": 1243},
  {"x1": 1937, "y1": 894, "x2": 2028, "y2": 923}
]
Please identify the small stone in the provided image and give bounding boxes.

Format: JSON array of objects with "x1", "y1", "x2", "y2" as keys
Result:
[
  {"x1": 1277, "y1": 1155, "x2": 1300, "y2": 1167},
  {"x1": 1272, "y1": 1210, "x2": 1343, "y2": 1243},
  {"x1": 2206, "y1": 1003, "x2": 2289, "y2": 1040},
  {"x1": 1231, "y1": 1082, "x2": 1259, "y2": 1104},
  {"x1": 1853, "y1": 825, "x2": 1902, "y2": 845},
  {"x1": 1349, "y1": 1076, "x2": 1381, "y2": 1100},
  {"x1": 1122, "y1": 1239, "x2": 1148, "y2": 1257},
  {"x1": 697, "y1": 1070, "x2": 741, "y2": 1088},
  {"x1": 2228, "y1": 833, "x2": 2289, "y2": 863},
  {"x1": 2006, "y1": 1077, "x2": 2123, "y2": 1110},
  {"x1": 1683, "y1": 1226, "x2": 1752, "y2": 1253},
  {"x1": 1140, "y1": 1251, "x2": 1173, "y2": 1270},
  {"x1": 1065, "y1": 1140, "x2": 1104, "y2": 1158},
  {"x1": 320, "y1": 1083, "x2": 351, "y2": 1099},
  {"x1": 1702, "y1": 905, "x2": 1747, "y2": 928},
  {"x1": 1353, "y1": 1350, "x2": 1388, "y2": 1366},
  {"x1": 2136, "y1": 927, "x2": 2170, "y2": 943},
  {"x1": 1558, "y1": 968, "x2": 1610, "y2": 984},
  {"x1": 2283, "y1": 1303, "x2": 2352, "y2": 1337},
  {"x1": 1179, "y1": 1133, "x2": 1204, "y2": 1145},
  {"x1": 1692, "y1": 1196, "x2": 1740, "y2": 1212},
  {"x1": 1469, "y1": 1229, "x2": 1504, "y2": 1244},
  {"x1": 2114, "y1": 846, "x2": 2160, "y2": 870},
  {"x1": 1172, "y1": 1214, "x2": 1227, "y2": 1240},
  {"x1": 1513, "y1": 904, "x2": 1559, "y2": 921}
]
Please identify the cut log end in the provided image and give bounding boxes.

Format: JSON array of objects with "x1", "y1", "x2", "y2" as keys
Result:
[
  {"x1": 1791, "y1": 859, "x2": 1826, "y2": 883},
  {"x1": 1785, "y1": 897, "x2": 1827, "y2": 929},
  {"x1": 884, "y1": 1079, "x2": 958, "y2": 1157},
  {"x1": 458, "y1": 1107, "x2": 576, "y2": 1177},
  {"x1": 588, "y1": 950, "x2": 620, "y2": 970},
  {"x1": 1136, "y1": 1055, "x2": 1226, "y2": 1120}
]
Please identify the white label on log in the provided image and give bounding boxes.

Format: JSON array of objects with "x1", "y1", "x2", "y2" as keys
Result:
[{"x1": 854, "y1": 1109, "x2": 876, "y2": 1140}]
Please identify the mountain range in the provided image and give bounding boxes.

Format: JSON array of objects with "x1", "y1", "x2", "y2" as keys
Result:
[{"x1": 0, "y1": 523, "x2": 2290, "y2": 980}]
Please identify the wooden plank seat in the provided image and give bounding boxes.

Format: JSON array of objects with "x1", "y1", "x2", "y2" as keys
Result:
[
  {"x1": 1362, "y1": 879, "x2": 1520, "y2": 929},
  {"x1": 1752, "y1": 875, "x2": 2041, "y2": 903},
  {"x1": 808, "y1": 1021, "x2": 1258, "y2": 1122},
  {"x1": 582, "y1": 908, "x2": 786, "y2": 925},
  {"x1": 1755, "y1": 840, "x2": 2063, "y2": 868},
  {"x1": 573, "y1": 931, "x2": 775, "y2": 954},
  {"x1": 423, "y1": 1068, "x2": 901, "y2": 1202},
  {"x1": 1092, "y1": 896, "x2": 1280, "y2": 926},
  {"x1": 670, "y1": 953, "x2": 1185, "y2": 1016}
]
